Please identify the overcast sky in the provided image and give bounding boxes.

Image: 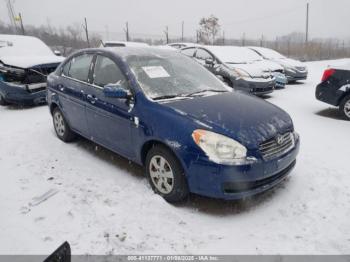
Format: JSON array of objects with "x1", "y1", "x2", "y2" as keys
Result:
[{"x1": 0, "y1": 0, "x2": 349, "y2": 40}]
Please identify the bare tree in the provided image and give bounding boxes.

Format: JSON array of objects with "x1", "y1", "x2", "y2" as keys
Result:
[{"x1": 198, "y1": 15, "x2": 220, "y2": 44}]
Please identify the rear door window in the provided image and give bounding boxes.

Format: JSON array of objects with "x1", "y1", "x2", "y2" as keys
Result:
[
  {"x1": 195, "y1": 49, "x2": 214, "y2": 61},
  {"x1": 181, "y1": 48, "x2": 196, "y2": 57},
  {"x1": 67, "y1": 54, "x2": 94, "y2": 82}
]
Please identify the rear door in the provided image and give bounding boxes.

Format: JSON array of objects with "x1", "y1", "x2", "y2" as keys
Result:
[
  {"x1": 59, "y1": 53, "x2": 94, "y2": 136},
  {"x1": 85, "y1": 54, "x2": 135, "y2": 157}
]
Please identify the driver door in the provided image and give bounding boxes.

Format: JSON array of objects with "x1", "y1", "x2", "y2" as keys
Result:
[
  {"x1": 85, "y1": 54, "x2": 135, "y2": 157},
  {"x1": 194, "y1": 48, "x2": 216, "y2": 74}
]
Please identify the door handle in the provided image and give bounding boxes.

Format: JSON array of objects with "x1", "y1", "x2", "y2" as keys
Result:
[
  {"x1": 86, "y1": 94, "x2": 97, "y2": 104},
  {"x1": 57, "y1": 84, "x2": 65, "y2": 92}
]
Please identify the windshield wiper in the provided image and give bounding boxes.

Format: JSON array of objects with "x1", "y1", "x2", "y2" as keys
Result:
[{"x1": 183, "y1": 89, "x2": 227, "y2": 97}]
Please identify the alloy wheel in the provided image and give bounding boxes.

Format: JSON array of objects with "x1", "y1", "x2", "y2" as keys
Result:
[
  {"x1": 54, "y1": 111, "x2": 66, "y2": 137},
  {"x1": 149, "y1": 155, "x2": 174, "y2": 194},
  {"x1": 344, "y1": 99, "x2": 350, "y2": 118}
]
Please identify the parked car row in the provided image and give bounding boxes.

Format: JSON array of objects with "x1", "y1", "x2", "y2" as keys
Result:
[
  {"x1": 9, "y1": 35, "x2": 343, "y2": 203},
  {"x1": 178, "y1": 44, "x2": 309, "y2": 96}
]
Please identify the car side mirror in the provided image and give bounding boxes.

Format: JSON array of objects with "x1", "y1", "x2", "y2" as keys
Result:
[
  {"x1": 103, "y1": 84, "x2": 130, "y2": 99},
  {"x1": 205, "y1": 58, "x2": 215, "y2": 65},
  {"x1": 54, "y1": 50, "x2": 62, "y2": 56}
]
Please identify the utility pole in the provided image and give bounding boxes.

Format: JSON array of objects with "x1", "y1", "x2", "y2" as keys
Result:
[
  {"x1": 18, "y1": 12, "x2": 25, "y2": 35},
  {"x1": 222, "y1": 30, "x2": 225, "y2": 45},
  {"x1": 275, "y1": 37, "x2": 278, "y2": 50},
  {"x1": 82, "y1": 17, "x2": 90, "y2": 47},
  {"x1": 124, "y1": 22, "x2": 130, "y2": 42},
  {"x1": 181, "y1": 21, "x2": 184, "y2": 42},
  {"x1": 305, "y1": 2, "x2": 309, "y2": 44},
  {"x1": 260, "y1": 34, "x2": 264, "y2": 47},
  {"x1": 242, "y1": 33, "x2": 246, "y2": 46},
  {"x1": 164, "y1": 26, "x2": 169, "y2": 44},
  {"x1": 196, "y1": 30, "x2": 199, "y2": 43},
  {"x1": 6, "y1": 0, "x2": 18, "y2": 33}
]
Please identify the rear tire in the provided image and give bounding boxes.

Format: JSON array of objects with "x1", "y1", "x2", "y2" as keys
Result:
[
  {"x1": 340, "y1": 95, "x2": 350, "y2": 120},
  {"x1": 52, "y1": 107, "x2": 76, "y2": 142},
  {"x1": 145, "y1": 145, "x2": 189, "y2": 203}
]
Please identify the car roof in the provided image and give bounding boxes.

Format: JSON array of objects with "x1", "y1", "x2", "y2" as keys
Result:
[
  {"x1": 101, "y1": 40, "x2": 149, "y2": 47},
  {"x1": 78, "y1": 47, "x2": 179, "y2": 60}
]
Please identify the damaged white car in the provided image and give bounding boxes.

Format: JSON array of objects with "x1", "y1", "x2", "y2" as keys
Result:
[{"x1": 0, "y1": 34, "x2": 64, "y2": 106}]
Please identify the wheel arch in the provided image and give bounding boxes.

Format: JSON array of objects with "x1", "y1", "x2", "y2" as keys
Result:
[
  {"x1": 49, "y1": 102, "x2": 59, "y2": 115},
  {"x1": 140, "y1": 139, "x2": 186, "y2": 171}
]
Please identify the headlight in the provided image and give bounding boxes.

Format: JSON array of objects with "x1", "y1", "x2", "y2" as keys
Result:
[
  {"x1": 284, "y1": 66, "x2": 295, "y2": 73},
  {"x1": 192, "y1": 129, "x2": 256, "y2": 165},
  {"x1": 0, "y1": 62, "x2": 25, "y2": 75},
  {"x1": 233, "y1": 68, "x2": 250, "y2": 78}
]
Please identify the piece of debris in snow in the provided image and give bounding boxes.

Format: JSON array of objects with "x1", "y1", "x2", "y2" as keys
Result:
[
  {"x1": 116, "y1": 232, "x2": 127, "y2": 242},
  {"x1": 29, "y1": 188, "x2": 59, "y2": 207}
]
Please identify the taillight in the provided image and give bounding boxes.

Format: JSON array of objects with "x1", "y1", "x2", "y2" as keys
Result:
[{"x1": 321, "y1": 68, "x2": 335, "y2": 82}]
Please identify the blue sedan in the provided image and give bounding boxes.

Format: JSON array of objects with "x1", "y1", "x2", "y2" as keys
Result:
[{"x1": 47, "y1": 47, "x2": 300, "y2": 202}]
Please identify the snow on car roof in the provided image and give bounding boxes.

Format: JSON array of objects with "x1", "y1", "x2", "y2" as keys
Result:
[
  {"x1": 0, "y1": 34, "x2": 55, "y2": 57},
  {"x1": 205, "y1": 46, "x2": 263, "y2": 64},
  {"x1": 101, "y1": 40, "x2": 149, "y2": 47},
  {"x1": 168, "y1": 42, "x2": 201, "y2": 47},
  {"x1": 103, "y1": 46, "x2": 179, "y2": 59},
  {"x1": 249, "y1": 46, "x2": 286, "y2": 59}
]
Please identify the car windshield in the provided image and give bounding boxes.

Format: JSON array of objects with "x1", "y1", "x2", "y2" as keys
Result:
[
  {"x1": 126, "y1": 52, "x2": 229, "y2": 100},
  {"x1": 255, "y1": 47, "x2": 286, "y2": 59},
  {"x1": 207, "y1": 46, "x2": 263, "y2": 64}
]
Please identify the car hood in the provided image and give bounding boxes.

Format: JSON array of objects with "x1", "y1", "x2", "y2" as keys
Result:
[
  {"x1": 165, "y1": 92, "x2": 293, "y2": 149},
  {"x1": 0, "y1": 55, "x2": 64, "y2": 69},
  {"x1": 253, "y1": 60, "x2": 284, "y2": 72},
  {"x1": 273, "y1": 58, "x2": 305, "y2": 68},
  {"x1": 225, "y1": 62, "x2": 270, "y2": 78}
]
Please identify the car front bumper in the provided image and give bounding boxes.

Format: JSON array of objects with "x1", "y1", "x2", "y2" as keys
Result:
[
  {"x1": 234, "y1": 78, "x2": 276, "y2": 96},
  {"x1": 0, "y1": 81, "x2": 47, "y2": 106},
  {"x1": 285, "y1": 70, "x2": 308, "y2": 82},
  {"x1": 273, "y1": 72, "x2": 287, "y2": 88},
  {"x1": 185, "y1": 135, "x2": 300, "y2": 200}
]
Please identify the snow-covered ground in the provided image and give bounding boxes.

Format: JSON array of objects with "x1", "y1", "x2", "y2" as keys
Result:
[{"x1": 0, "y1": 59, "x2": 349, "y2": 255}]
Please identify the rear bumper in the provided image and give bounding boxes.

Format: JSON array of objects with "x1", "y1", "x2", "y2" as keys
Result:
[
  {"x1": 0, "y1": 81, "x2": 47, "y2": 106},
  {"x1": 234, "y1": 78, "x2": 275, "y2": 95},
  {"x1": 315, "y1": 82, "x2": 344, "y2": 106},
  {"x1": 185, "y1": 135, "x2": 300, "y2": 200}
]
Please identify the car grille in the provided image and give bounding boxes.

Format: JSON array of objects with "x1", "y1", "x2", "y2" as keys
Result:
[
  {"x1": 296, "y1": 66, "x2": 306, "y2": 71},
  {"x1": 259, "y1": 132, "x2": 295, "y2": 160},
  {"x1": 252, "y1": 85, "x2": 274, "y2": 93}
]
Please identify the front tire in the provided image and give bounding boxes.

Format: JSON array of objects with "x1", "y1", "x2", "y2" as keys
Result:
[
  {"x1": 340, "y1": 95, "x2": 350, "y2": 121},
  {"x1": 145, "y1": 145, "x2": 189, "y2": 203},
  {"x1": 52, "y1": 107, "x2": 76, "y2": 142}
]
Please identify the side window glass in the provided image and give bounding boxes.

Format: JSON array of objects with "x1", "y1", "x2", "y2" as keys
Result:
[
  {"x1": 93, "y1": 56, "x2": 128, "y2": 88},
  {"x1": 62, "y1": 60, "x2": 71, "y2": 76},
  {"x1": 68, "y1": 54, "x2": 94, "y2": 82},
  {"x1": 181, "y1": 48, "x2": 195, "y2": 57},
  {"x1": 195, "y1": 49, "x2": 213, "y2": 61}
]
